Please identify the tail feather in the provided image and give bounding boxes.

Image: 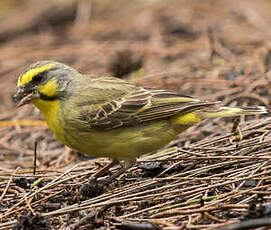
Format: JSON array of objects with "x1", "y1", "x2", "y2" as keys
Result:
[{"x1": 201, "y1": 106, "x2": 268, "y2": 119}]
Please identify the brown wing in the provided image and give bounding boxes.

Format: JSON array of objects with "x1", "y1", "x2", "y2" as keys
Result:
[{"x1": 77, "y1": 87, "x2": 217, "y2": 130}]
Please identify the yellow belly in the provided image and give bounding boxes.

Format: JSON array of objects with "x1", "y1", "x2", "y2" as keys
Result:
[
  {"x1": 61, "y1": 113, "x2": 201, "y2": 161},
  {"x1": 63, "y1": 120, "x2": 180, "y2": 161},
  {"x1": 34, "y1": 99, "x2": 202, "y2": 161}
]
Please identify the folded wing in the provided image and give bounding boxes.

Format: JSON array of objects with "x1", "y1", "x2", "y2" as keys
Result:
[{"x1": 77, "y1": 87, "x2": 217, "y2": 130}]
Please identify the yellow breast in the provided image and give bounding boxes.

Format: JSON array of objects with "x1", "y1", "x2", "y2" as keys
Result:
[{"x1": 33, "y1": 99, "x2": 65, "y2": 144}]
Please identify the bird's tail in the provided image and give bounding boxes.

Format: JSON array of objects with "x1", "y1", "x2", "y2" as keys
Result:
[{"x1": 200, "y1": 106, "x2": 268, "y2": 119}]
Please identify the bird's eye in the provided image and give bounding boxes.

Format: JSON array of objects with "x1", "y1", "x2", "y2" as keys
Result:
[{"x1": 32, "y1": 73, "x2": 43, "y2": 82}]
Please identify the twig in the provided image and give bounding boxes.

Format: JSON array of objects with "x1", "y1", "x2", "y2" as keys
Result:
[
  {"x1": 214, "y1": 218, "x2": 271, "y2": 230},
  {"x1": 0, "y1": 167, "x2": 19, "y2": 201}
]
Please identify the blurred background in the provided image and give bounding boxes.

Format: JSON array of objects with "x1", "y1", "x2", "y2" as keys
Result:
[
  {"x1": 1, "y1": 0, "x2": 271, "y2": 110},
  {"x1": 1, "y1": 0, "x2": 271, "y2": 229},
  {"x1": 2, "y1": 0, "x2": 271, "y2": 181}
]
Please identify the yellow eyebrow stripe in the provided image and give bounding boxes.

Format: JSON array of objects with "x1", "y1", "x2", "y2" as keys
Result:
[{"x1": 17, "y1": 64, "x2": 55, "y2": 86}]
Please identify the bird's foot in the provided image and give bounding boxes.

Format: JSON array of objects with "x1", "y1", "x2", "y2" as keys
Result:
[{"x1": 80, "y1": 178, "x2": 105, "y2": 199}]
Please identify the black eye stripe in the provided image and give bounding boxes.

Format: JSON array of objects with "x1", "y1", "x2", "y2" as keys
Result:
[
  {"x1": 22, "y1": 67, "x2": 58, "y2": 89},
  {"x1": 29, "y1": 67, "x2": 58, "y2": 84},
  {"x1": 22, "y1": 71, "x2": 47, "y2": 90},
  {"x1": 32, "y1": 73, "x2": 43, "y2": 82},
  {"x1": 31, "y1": 70, "x2": 48, "y2": 83}
]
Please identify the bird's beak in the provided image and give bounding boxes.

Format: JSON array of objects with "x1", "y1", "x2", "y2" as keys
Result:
[{"x1": 13, "y1": 86, "x2": 39, "y2": 107}]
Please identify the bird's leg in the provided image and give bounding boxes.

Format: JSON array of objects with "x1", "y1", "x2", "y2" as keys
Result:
[
  {"x1": 81, "y1": 159, "x2": 135, "y2": 198},
  {"x1": 102, "y1": 159, "x2": 136, "y2": 184},
  {"x1": 103, "y1": 166, "x2": 126, "y2": 182},
  {"x1": 91, "y1": 159, "x2": 119, "y2": 180},
  {"x1": 81, "y1": 160, "x2": 118, "y2": 198}
]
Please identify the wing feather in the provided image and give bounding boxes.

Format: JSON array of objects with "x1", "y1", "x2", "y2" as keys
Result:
[{"x1": 77, "y1": 87, "x2": 216, "y2": 130}]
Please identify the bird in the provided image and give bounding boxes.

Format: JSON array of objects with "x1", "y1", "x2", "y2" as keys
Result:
[{"x1": 13, "y1": 60, "x2": 268, "y2": 180}]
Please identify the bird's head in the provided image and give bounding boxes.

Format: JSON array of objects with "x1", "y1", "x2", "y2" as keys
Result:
[{"x1": 13, "y1": 61, "x2": 76, "y2": 107}]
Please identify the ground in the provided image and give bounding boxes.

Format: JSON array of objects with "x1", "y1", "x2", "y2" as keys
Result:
[{"x1": 1, "y1": 0, "x2": 271, "y2": 229}]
